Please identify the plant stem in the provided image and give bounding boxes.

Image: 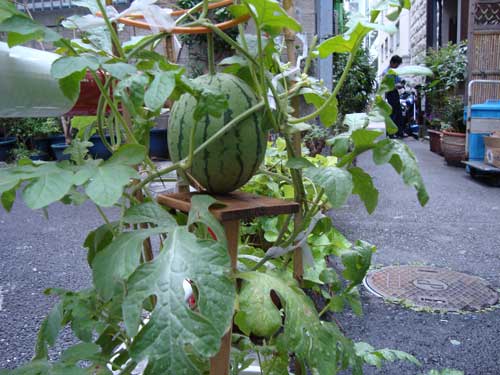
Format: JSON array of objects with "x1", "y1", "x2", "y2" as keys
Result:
[
  {"x1": 290, "y1": 44, "x2": 359, "y2": 124},
  {"x1": 127, "y1": 33, "x2": 167, "y2": 59},
  {"x1": 116, "y1": 360, "x2": 137, "y2": 375},
  {"x1": 90, "y1": 71, "x2": 138, "y2": 145},
  {"x1": 257, "y1": 169, "x2": 293, "y2": 184},
  {"x1": 207, "y1": 33, "x2": 216, "y2": 75},
  {"x1": 303, "y1": 35, "x2": 318, "y2": 75},
  {"x1": 95, "y1": 204, "x2": 111, "y2": 226},
  {"x1": 96, "y1": 0, "x2": 125, "y2": 58}
]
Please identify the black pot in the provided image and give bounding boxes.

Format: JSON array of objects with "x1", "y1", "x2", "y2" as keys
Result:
[
  {"x1": 89, "y1": 135, "x2": 112, "y2": 160},
  {"x1": 149, "y1": 128, "x2": 169, "y2": 159},
  {"x1": 0, "y1": 137, "x2": 17, "y2": 161},
  {"x1": 33, "y1": 138, "x2": 52, "y2": 160},
  {"x1": 51, "y1": 143, "x2": 70, "y2": 161}
]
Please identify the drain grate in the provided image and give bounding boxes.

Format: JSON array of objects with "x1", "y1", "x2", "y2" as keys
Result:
[{"x1": 364, "y1": 265, "x2": 499, "y2": 311}]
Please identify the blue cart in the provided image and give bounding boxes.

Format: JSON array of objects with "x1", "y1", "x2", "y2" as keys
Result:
[{"x1": 462, "y1": 80, "x2": 500, "y2": 178}]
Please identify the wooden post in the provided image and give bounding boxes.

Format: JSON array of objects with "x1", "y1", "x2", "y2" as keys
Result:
[
  {"x1": 157, "y1": 192, "x2": 299, "y2": 375},
  {"x1": 209, "y1": 219, "x2": 239, "y2": 374},
  {"x1": 283, "y1": 0, "x2": 304, "y2": 286}
]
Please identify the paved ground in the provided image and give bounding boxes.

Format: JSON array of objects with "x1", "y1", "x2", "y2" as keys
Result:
[
  {"x1": 0, "y1": 138, "x2": 499, "y2": 373},
  {"x1": 332, "y1": 138, "x2": 500, "y2": 374}
]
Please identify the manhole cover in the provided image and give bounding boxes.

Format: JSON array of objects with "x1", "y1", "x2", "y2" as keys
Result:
[{"x1": 364, "y1": 265, "x2": 499, "y2": 311}]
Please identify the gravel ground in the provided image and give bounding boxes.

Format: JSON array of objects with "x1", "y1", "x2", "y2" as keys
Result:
[{"x1": 1, "y1": 138, "x2": 499, "y2": 374}]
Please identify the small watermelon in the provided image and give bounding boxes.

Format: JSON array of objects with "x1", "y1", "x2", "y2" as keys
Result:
[{"x1": 168, "y1": 73, "x2": 267, "y2": 193}]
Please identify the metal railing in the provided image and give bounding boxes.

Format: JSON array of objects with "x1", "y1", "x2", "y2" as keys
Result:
[{"x1": 16, "y1": 0, "x2": 130, "y2": 12}]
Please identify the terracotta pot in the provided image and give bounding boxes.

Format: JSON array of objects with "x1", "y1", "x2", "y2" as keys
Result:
[
  {"x1": 442, "y1": 130, "x2": 466, "y2": 166},
  {"x1": 428, "y1": 129, "x2": 443, "y2": 155}
]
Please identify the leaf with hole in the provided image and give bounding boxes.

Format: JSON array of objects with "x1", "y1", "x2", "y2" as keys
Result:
[{"x1": 122, "y1": 227, "x2": 235, "y2": 374}]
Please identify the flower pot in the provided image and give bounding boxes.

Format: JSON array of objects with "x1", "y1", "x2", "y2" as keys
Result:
[
  {"x1": 0, "y1": 137, "x2": 17, "y2": 161},
  {"x1": 442, "y1": 131, "x2": 466, "y2": 166},
  {"x1": 149, "y1": 128, "x2": 169, "y2": 160},
  {"x1": 427, "y1": 129, "x2": 443, "y2": 155},
  {"x1": 33, "y1": 137, "x2": 52, "y2": 160},
  {"x1": 48, "y1": 135, "x2": 67, "y2": 159},
  {"x1": 89, "y1": 135, "x2": 112, "y2": 160},
  {"x1": 51, "y1": 143, "x2": 70, "y2": 161}
]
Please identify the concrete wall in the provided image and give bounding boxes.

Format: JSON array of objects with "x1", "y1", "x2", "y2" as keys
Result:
[
  {"x1": 409, "y1": 0, "x2": 428, "y2": 65},
  {"x1": 375, "y1": 9, "x2": 411, "y2": 78}
]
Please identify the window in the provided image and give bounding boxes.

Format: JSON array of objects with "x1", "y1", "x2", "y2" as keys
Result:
[{"x1": 396, "y1": 22, "x2": 400, "y2": 47}]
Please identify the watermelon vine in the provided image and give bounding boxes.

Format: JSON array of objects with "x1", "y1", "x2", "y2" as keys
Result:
[{"x1": 0, "y1": 0, "x2": 432, "y2": 374}]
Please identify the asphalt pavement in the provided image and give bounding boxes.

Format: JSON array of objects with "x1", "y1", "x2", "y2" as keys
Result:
[
  {"x1": 332, "y1": 138, "x2": 500, "y2": 375},
  {"x1": 1, "y1": 138, "x2": 499, "y2": 374}
]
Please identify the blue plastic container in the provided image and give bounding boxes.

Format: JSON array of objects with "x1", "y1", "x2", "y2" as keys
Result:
[{"x1": 464, "y1": 101, "x2": 500, "y2": 161}]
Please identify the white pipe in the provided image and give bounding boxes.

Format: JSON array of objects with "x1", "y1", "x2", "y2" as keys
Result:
[{"x1": 0, "y1": 42, "x2": 75, "y2": 118}]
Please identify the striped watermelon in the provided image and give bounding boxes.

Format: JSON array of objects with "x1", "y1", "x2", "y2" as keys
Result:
[{"x1": 168, "y1": 73, "x2": 267, "y2": 193}]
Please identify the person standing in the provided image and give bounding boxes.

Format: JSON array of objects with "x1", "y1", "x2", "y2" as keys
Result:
[{"x1": 383, "y1": 55, "x2": 405, "y2": 138}]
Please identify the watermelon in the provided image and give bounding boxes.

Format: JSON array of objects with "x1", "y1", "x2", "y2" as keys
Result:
[{"x1": 168, "y1": 73, "x2": 267, "y2": 193}]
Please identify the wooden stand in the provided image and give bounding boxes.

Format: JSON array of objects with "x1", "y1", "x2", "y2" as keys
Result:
[{"x1": 157, "y1": 191, "x2": 299, "y2": 375}]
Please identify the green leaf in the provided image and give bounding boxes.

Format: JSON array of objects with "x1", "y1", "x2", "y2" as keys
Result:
[
  {"x1": 65, "y1": 139, "x2": 93, "y2": 165},
  {"x1": 85, "y1": 145, "x2": 145, "y2": 207},
  {"x1": 0, "y1": 15, "x2": 61, "y2": 47},
  {"x1": 237, "y1": 280, "x2": 282, "y2": 337},
  {"x1": 51, "y1": 55, "x2": 100, "y2": 79},
  {"x1": 0, "y1": 1, "x2": 18, "y2": 23},
  {"x1": 144, "y1": 71, "x2": 176, "y2": 110},
  {"x1": 93, "y1": 228, "x2": 166, "y2": 300},
  {"x1": 124, "y1": 201, "x2": 177, "y2": 229},
  {"x1": 4, "y1": 360, "x2": 51, "y2": 375},
  {"x1": 355, "y1": 342, "x2": 421, "y2": 369},
  {"x1": 303, "y1": 90, "x2": 338, "y2": 127},
  {"x1": 187, "y1": 195, "x2": 226, "y2": 246},
  {"x1": 327, "y1": 134, "x2": 350, "y2": 157},
  {"x1": 34, "y1": 301, "x2": 64, "y2": 359},
  {"x1": 238, "y1": 271, "x2": 363, "y2": 373},
  {"x1": 285, "y1": 121, "x2": 312, "y2": 134},
  {"x1": 1, "y1": 186, "x2": 16, "y2": 212},
  {"x1": 22, "y1": 163, "x2": 74, "y2": 209},
  {"x1": 349, "y1": 167, "x2": 379, "y2": 214},
  {"x1": 304, "y1": 167, "x2": 353, "y2": 209},
  {"x1": 102, "y1": 62, "x2": 137, "y2": 80},
  {"x1": 286, "y1": 157, "x2": 315, "y2": 169},
  {"x1": 341, "y1": 240, "x2": 375, "y2": 285},
  {"x1": 318, "y1": 19, "x2": 396, "y2": 58},
  {"x1": 122, "y1": 227, "x2": 235, "y2": 374},
  {"x1": 344, "y1": 113, "x2": 370, "y2": 131},
  {"x1": 85, "y1": 164, "x2": 138, "y2": 207},
  {"x1": 84, "y1": 222, "x2": 117, "y2": 265},
  {"x1": 372, "y1": 95, "x2": 398, "y2": 135},
  {"x1": 218, "y1": 55, "x2": 248, "y2": 66},
  {"x1": 372, "y1": 139, "x2": 429, "y2": 206},
  {"x1": 61, "y1": 343, "x2": 102, "y2": 364},
  {"x1": 351, "y1": 128, "x2": 383, "y2": 150},
  {"x1": 393, "y1": 65, "x2": 433, "y2": 77},
  {"x1": 231, "y1": 0, "x2": 301, "y2": 34},
  {"x1": 58, "y1": 70, "x2": 87, "y2": 103},
  {"x1": 193, "y1": 86, "x2": 229, "y2": 121}
]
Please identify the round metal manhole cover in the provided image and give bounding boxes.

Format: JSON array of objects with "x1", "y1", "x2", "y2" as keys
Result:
[{"x1": 364, "y1": 265, "x2": 499, "y2": 312}]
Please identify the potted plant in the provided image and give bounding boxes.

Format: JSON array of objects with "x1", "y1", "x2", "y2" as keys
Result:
[
  {"x1": 426, "y1": 114, "x2": 444, "y2": 155},
  {"x1": 424, "y1": 41, "x2": 467, "y2": 158},
  {"x1": 441, "y1": 95, "x2": 467, "y2": 165},
  {"x1": 0, "y1": 118, "x2": 19, "y2": 162},
  {"x1": 0, "y1": 1, "x2": 433, "y2": 373}
]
